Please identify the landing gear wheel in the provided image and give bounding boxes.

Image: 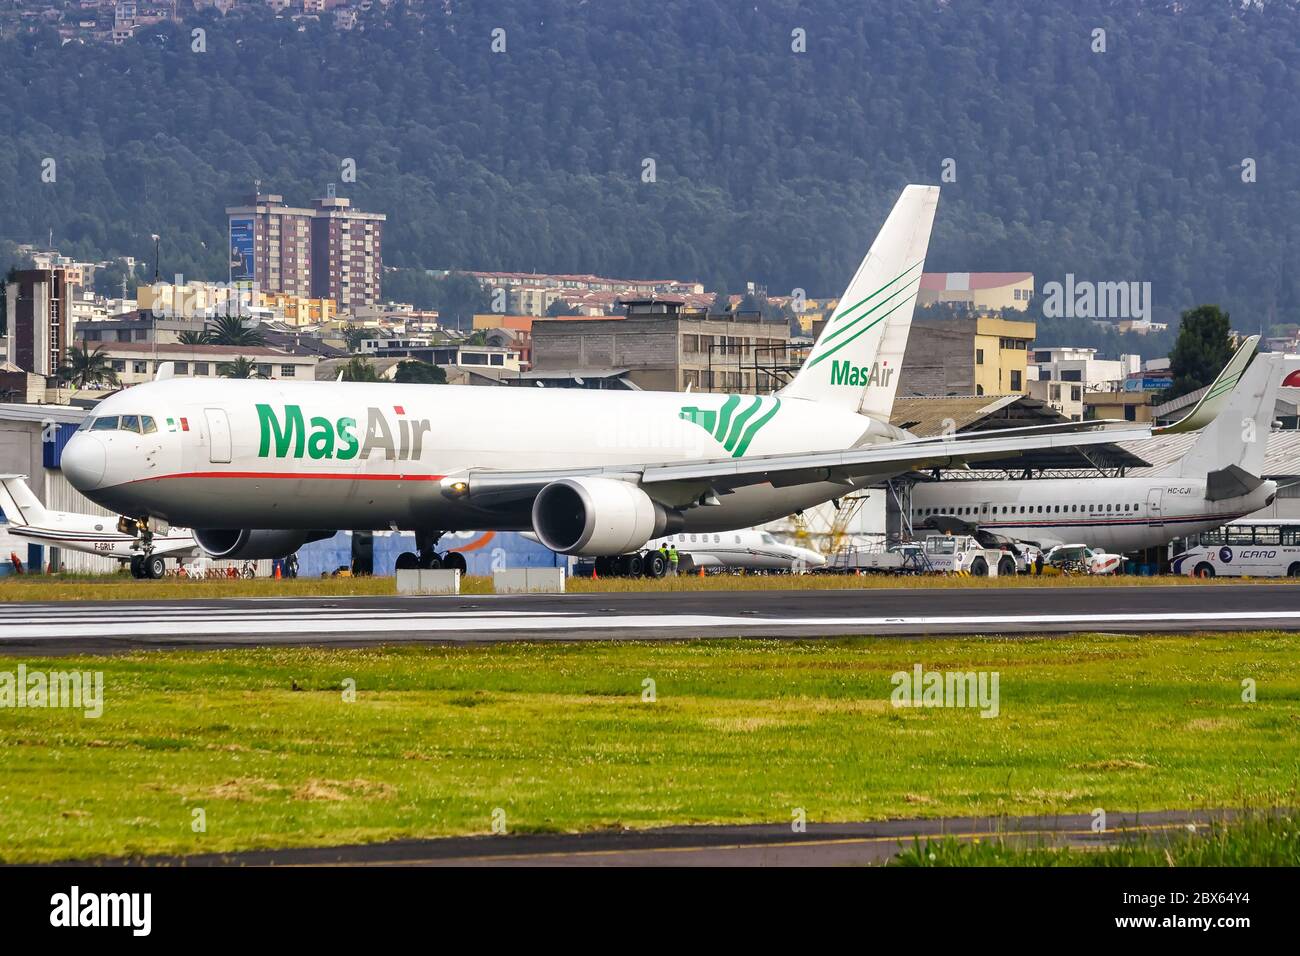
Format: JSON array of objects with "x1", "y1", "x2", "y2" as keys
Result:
[
  {"x1": 969, "y1": 556, "x2": 989, "y2": 577},
  {"x1": 146, "y1": 555, "x2": 167, "y2": 579},
  {"x1": 442, "y1": 551, "x2": 467, "y2": 575},
  {"x1": 644, "y1": 551, "x2": 668, "y2": 579},
  {"x1": 594, "y1": 556, "x2": 613, "y2": 578},
  {"x1": 1195, "y1": 562, "x2": 1216, "y2": 579},
  {"x1": 623, "y1": 554, "x2": 644, "y2": 577},
  {"x1": 129, "y1": 555, "x2": 144, "y2": 579},
  {"x1": 395, "y1": 552, "x2": 419, "y2": 571},
  {"x1": 420, "y1": 552, "x2": 443, "y2": 570}
]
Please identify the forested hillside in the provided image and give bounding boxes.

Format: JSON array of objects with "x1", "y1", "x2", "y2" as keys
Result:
[{"x1": 1, "y1": 0, "x2": 1298, "y2": 331}]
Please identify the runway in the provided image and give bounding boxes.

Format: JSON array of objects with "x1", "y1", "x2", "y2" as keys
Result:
[
  {"x1": 1, "y1": 583, "x2": 1298, "y2": 654},
  {"x1": 68, "y1": 809, "x2": 1235, "y2": 867}
]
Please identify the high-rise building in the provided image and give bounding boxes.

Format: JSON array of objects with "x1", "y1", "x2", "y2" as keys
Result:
[
  {"x1": 226, "y1": 191, "x2": 385, "y2": 311},
  {"x1": 3, "y1": 269, "x2": 72, "y2": 377},
  {"x1": 224, "y1": 194, "x2": 316, "y2": 299},
  {"x1": 310, "y1": 194, "x2": 385, "y2": 311}
]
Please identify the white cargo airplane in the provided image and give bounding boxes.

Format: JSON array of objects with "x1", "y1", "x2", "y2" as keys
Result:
[
  {"x1": 60, "y1": 185, "x2": 1162, "y2": 567},
  {"x1": 0, "y1": 474, "x2": 198, "y2": 578},
  {"x1": 909, "y1": 338, "x2": 1295, "y2": 557}
]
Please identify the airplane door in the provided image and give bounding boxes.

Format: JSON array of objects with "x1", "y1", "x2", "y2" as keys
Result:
[
  {"x1": 204, "y1": 408, "x2": 232, "y2": 464},
  {"x1": 1147, "y1": 488, "x2": 1163, "y2": 528}
]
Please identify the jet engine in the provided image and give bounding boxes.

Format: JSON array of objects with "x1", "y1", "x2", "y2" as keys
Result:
[
  {"x1": 193, "y1": 529, "x2": 333, "y2": 561},
  {"x1": 531, "y1": 477, "x2": 681, "y2": 556}
]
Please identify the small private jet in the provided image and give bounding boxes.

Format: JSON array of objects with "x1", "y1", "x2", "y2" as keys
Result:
[{"x1": 0, "y1": 475, "x2": 198, "y2": 578}]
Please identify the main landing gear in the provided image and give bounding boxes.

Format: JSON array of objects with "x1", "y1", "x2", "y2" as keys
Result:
[{"x1": 394, "y1": 531, "x2": 468, "y2": 574}]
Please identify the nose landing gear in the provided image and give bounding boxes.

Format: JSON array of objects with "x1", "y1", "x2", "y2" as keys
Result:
[{"x1": 122, "y1": 515, "x2": 166, "y2": 579}]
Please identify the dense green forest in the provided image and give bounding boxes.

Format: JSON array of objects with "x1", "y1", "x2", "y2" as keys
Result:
[{"x1": 1, "y1": 0, "x2": 1298, "y2": 345}]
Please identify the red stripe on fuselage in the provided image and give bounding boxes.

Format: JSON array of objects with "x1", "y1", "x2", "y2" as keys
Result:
[{"x1": 125, "y1": 471, "x2": 447, "y2": 485}]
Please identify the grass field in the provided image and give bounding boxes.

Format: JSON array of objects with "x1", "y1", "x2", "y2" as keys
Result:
[
  {"x1": 895, "y1": 813, "x2": 1300, "y2": 866},
  {"x1": 1, "y1": 631, "x2": 1297, "y2": 862},
  {"x1": 0, "y1": 570, "x2": 1288, "y2": 602}
]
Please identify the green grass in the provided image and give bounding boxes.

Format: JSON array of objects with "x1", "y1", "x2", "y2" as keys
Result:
[
  {"x1": 0, "y1": 570, "x2": 1287, "y2": 602},
  {"x1": 1, "y1": 632, "x2": 1298, "y2": 862},
  {"x1": 894, "y1": 813, "x2": 1300, "y2": 866}
]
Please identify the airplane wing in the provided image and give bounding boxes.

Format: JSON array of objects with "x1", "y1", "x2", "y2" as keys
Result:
[{"x1": 440, "y1": 420, "x2": 1153, "y2": 509}]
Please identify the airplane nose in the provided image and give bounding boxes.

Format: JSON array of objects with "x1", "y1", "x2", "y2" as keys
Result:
[{"x1": 62, "y1": 434, "x2": 107, "y2": 491}]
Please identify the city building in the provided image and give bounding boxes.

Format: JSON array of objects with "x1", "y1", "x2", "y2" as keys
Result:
[
  {"x1": 225, "y1": 190, "x2": 385, "y2": 310},
  {"x1": 136, "y1": 280, "x2": 248, "y2": 320},
  {"x1": 898, "y1": 315, "x2": 1035, "y2": 398},
  {"x1": 225, "y1": 193, "x2": 316, "y2": 298},
  {"x1": 309, "y1": 193, "x2": 385, "y2": 311},
  {"x1": 1084, "y1": 389, "x2": 1156, "y2": 424},
  {"x1": 528, "y1": 299, "x2": 791, "y2": 393},
  {"x1": 88, "y1": 342, "x2": 317, "y2": 386},
  {"x1": 3, "y1": 269, "x2": 73, "y2": 377},
  {"x1": 1026, "y1": 346, "x2": 1142, "y2": 420},
  {"x1": 918, "y1": 272, "x2": 1035, "y2": 313}
]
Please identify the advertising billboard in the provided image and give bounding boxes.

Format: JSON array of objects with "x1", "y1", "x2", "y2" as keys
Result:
[{"x1": 229, "y1": 217, "x2": 255, "y2": 285}]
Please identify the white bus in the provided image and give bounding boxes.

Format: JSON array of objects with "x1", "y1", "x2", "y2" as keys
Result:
[{"x1": 1171, "y1": 519, "x2": 1300, "y2": 578}]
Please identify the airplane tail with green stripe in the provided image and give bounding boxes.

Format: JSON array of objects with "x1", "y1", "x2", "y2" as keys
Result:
[
  {"x1": 1163, "y1": 338, "x2": 1285, "y2": 480},
  {"x1": 780, "y1": 184, "x2": 940, "y2": 419}
]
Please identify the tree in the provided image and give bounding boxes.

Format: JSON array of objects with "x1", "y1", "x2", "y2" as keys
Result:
[
  {"x1": 1168, "y1": 306, "x2": 1236, "y2": 399},
  {"x1": 218, "y1": 357, "x2": 260, "y2": 379},
  {"x1": 464, "y1": 329, "x2": 490, "y2": 346},
  {"x1": 58, "y1": 343, "x2": 119, "y2": 389},
  {"x1": 342, "y1": 325, "x2": 370, "y2": 352},
  {"x1": 205, "y1": 314, "x2": 266, "y2": 347},
  {"x1": 340, "y1": 356, "x2": 380, "y2": 382},
  {"x1": 545, "y1": 298, "x2": 571, "y2": 317},
  {"x1": 177, "y1": 329, "x2": 209, "y2": 345},
  {"x1": 393, "y1": 360, "x2": 447, "y2": 384}
]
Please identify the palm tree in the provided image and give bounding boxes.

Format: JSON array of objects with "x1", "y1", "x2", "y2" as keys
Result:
[
  {"x1": 218, "y1": 356, "x2": 261, "y2": 379},
  {"x1": 340, "y1": 356, "x2": 380, "y2": 382},
  {"x1": 58, "y1": 343, "x2": 119, "y2": 389},
  {"x1": 177, "y1": 329, "x2": 210, "y2": 345},
  {"x1": 205, "y1": 314, "x2": 266, "y2": 347}
]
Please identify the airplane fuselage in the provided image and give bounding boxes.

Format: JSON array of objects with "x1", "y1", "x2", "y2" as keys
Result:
[
  {"x1": 910, "y1": 476, "x2": 1276, "y2": 554},
  {"x1": 2, "y1": 512, "x2": 197, "y2": 563},
  {"x1": 62, "y1": 377, "x2": 909, "y2": 533}
]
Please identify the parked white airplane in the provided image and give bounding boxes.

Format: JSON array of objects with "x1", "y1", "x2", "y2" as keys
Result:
[
  {"x1": 60, "y1": 185, "x2": 1158, "y2": 567},
  {"x1": 909, "y1": 340, "x2": 1295, "y2": 557},
  {"x1": 0, "y1": 474, "x2": 198, "y2": 578},
  {"x1": 588, "y1": 527, "x2": 826, "y2": 576}
]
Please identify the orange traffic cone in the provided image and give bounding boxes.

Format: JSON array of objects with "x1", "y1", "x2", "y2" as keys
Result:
[{"x1": 275, "y1": 563, "x2": 282, "y2": 580}]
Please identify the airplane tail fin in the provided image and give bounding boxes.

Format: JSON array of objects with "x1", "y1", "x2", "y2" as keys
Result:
[
  {"x1": 0, "y1": 475, "x2": 48, "y2": 527},
  {"x1": 1155, "y1": 335, "x2": 1258, "y2": 436},
  {"x1": 779, "y1": 184, "x2": 940, "y2": 420},
  {"x1": 1164, "y1": 351, "x2": 1289, "y2": 479}
]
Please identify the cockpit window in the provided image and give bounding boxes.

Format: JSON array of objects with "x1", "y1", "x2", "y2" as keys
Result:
[{"x1": 85, "y1": 414, "x2": 157, "y2": 433}]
